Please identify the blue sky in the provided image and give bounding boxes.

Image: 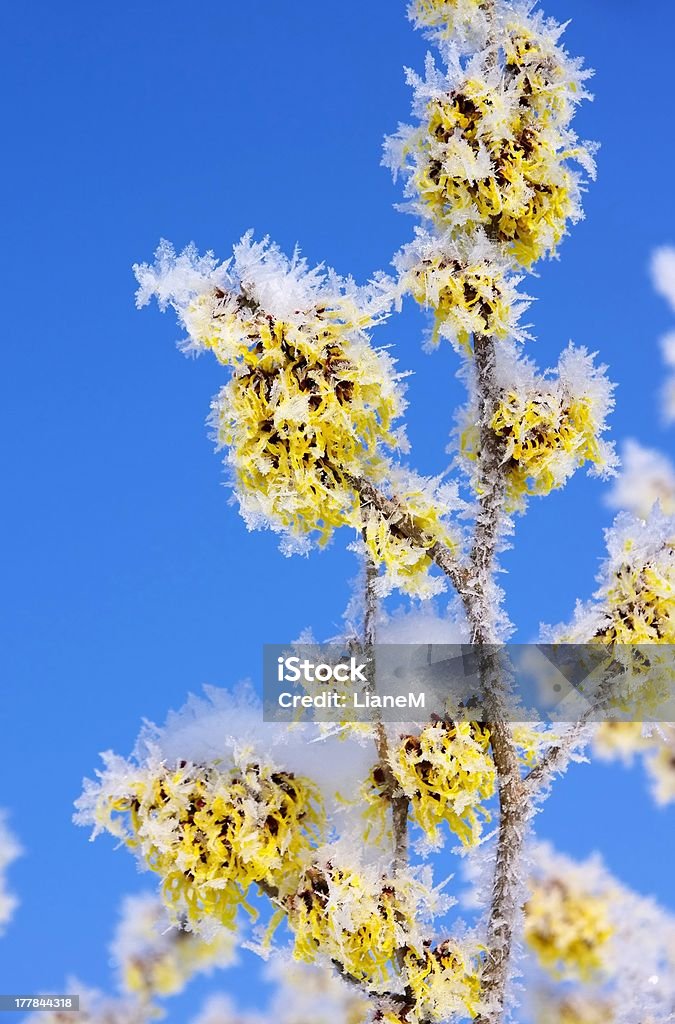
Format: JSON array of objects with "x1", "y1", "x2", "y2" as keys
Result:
[{"x1": 1, "y1": 0, "x2": 674, "y2": 1017}]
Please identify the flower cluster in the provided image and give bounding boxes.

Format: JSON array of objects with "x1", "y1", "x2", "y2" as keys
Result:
[
  {"x1": 286, "y1": 862, "x2": 410, "y2": 985},
  {"x1": 524, "y1": 845, "x2": 675, "y2": 1024},
  {"x1": 395, "y1": 231, "x2": 529, "y2": 353},
  {"x1": 402, "y1": 940, "x2": 482, "y2": 1022},
  {"x1": 135, "y1": 238, "x2": 460, "y2": 597},
  {"x1": 462, "y1": 345, "x2": 616, "y2": 510},
  {"x1": 206, "y1": 307, "x2": 401, "y2": 549},
  {"x1": 555, "y1": 508, "x2": 675, "y2": 645},
  {"x1": 365, "y1": 719, "x2": 495, "y2": 848},
  {"x1": 361, "y1": 471, "x2": 461, "y2": 599},
  {"x1": 385, "y1": 12, "x2": 595, "y2": 270},
  {"x1": 111, "y1": 894, "x2": 235, "y2": 1001},
  {"x1": 78, "y1": 753, "x2": 323, "y2": 935},
  {"x1": 407, "y1": 0, "x2": 489, "y2": 47},
  {"x1": 135, "y1": 237, "x2": 403, "y2": 549},
  {"x1": 524, "y1": 878, "x2": 613, "y2": 981},
  {"x1": 284, "y1": 854, "x2": 479, "y2": 1022}
]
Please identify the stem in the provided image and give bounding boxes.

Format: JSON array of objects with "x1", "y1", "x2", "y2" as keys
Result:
[
  {"x1": 523, "y1": 719, "x2": 594, "y2": 794},
  {"x1": 461, "y1": 333, "x2": 529, "y2": 1024},
  {"x1": 354, "y1": 476, "x2": 469, "y2": 596},
  {"x1": 524, "y1": 681, "x2": 616, "y2": 795},
  {"x1": 358, "y1": 544, "x2": 412, "y2": 1018},
  {"x1": 361, "y1": 543, "x2": 410, "y2": 875},
  {"x1": 474, "y1": 706, "x2": 527, "y2": 1024}
]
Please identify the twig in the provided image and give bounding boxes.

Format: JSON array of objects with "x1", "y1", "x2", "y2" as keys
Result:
[
  {"x1": 524, "y1": 688, "x2": 615, "y2": 795},
  {"x1": 354, "y1": 476, "x2": 469, "y2": 597},
  {"x1": 361, "y1": 544, "x2": 410, "y2": 875},
  {"x1": 460, "y1": 332, "x2": 528, "y2": 1024},
  {"x1": 361, "y1": 541, "x2": 411, "y2": 1006}
]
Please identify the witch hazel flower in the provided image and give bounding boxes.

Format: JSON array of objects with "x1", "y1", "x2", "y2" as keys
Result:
[
  {"x1": 135, "y1": 237, "x2": 463, "y2": 598},
  {"x1": 384, "y1": 7, "x2": 595, "y2": 270},
  {"x1": 525, "y1": 844, "x2": 675, "y2": 1024},
  {"x1": 551, "y1": 507, "x2": 675, "y2": 645},
  {"x1": 135, "y1": 236, "x2": 403, "y2": 546},
  {"x1": 460, "y1": 342, "x2": 617, "y2": 511},
  {"x1": 111, "y1": 893, "x2": 235, "y2": 1002},
  {"x1": 394, "y1": 229, "x2": 531, "y2": 354},
  {"x1": 283, "y1": 842, "x2": 481, "y2": 1023},
  {"x1": 407, "y1": 0, "x2": 491, "y2": 49},
  {"x1": 76, "y1": 688, "x2": 326, "y2": 938}
]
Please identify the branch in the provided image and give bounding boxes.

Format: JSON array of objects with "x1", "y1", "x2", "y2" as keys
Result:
[
  {"x1": 523, "y1": 683, "x2": 617, "y2": 795},
  {"x1": 458, "y1": 333, "x2": 529, "y2": 1024},
  {"x1": 353, "y1": 476, "x2": 469, "y2": 597},
  {"x1": 361, "y1": 544, "x2": 410, "y2": 881}
]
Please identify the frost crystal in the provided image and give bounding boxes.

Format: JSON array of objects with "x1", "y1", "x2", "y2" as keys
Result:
[
  {"x1": 385, "y1": 9, "x2": 595, "y2": 270},
  {"x1": 551, "y1": 506, "x2": 675, "y2": 644},
  {"x1": 111, "y1": 893, "x2": 235, "y2": 1000},
  {"x1": 525, "y1": 844, "x2": 675, "y2": 1024},
  {"x1": 0, "y1": 813, "x2": 20, "y2": 935},
  {"x1": 606, "y1": 440, "x2": 675, "y2": 519},
  {"x1": 460, "y1": 343, "x2": 617, "y2": 511},
  {"x1": 650, "y1": 247, "x2": 675, "y2": 422}
]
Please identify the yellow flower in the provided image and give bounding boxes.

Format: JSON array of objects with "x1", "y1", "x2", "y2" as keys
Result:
[
  {"x1": 403, "y1": 941, "x2": 483, "y2": 1022},
  {"x1": 94, "y1": 761, "x2": 324, "y2": 933},
  {"x1": 386, "y1": 719, "x2": 495, "y2": 847},
  {"x1": 387, "y1": 19, "x2": 594, "y2": 271},
  {"x1": 488, "y1": 391, "x2": 604, "y2": 507},
  {"x1": 122, "y1": 931, "x2": 232, "y2": 1001},
  {"x1": 408, "y1": 0, "x2": 486, "y2": 38},
  {"x1": 361, "y1": 477, "x2": 459, "y2": 598},
  {"x1": 112, "y1": 892, "x2": 236, "y2": 1003},
  {"x1": 205, "y1": 305, "x2": 401, "y2": 547},
  {"x1": 461, "y1": 348, "x2": 615, "y2": 512},
  {"x1": 113, "y1": 894, "x2": 234, "y2": 1002},
  {"x1": 285, "y1": 865, "x2": 412, "y2": 986},
  {"x1": 524, "y1": 878, "x2": 613, "y2": 981},
  {"x1": 551, "y1": 510, "x2": 675, "y2": 671},
  {"x1": 136, "y1": 237, "x2": 453, "y2": 595},
  {"x1": 512, "y1": 724, "x2": 553, "y2": 766},
  {"x1": 593, "y1": 542, "x2": 675, "y2": 645},
  {"x1": 285, "y1": 861, "x2": 477, "y2": 1021},
  {"x1": 412, "y1": 78, "x2": 583, "y2": 268},
  {"x1": 406, "y1": 255, "x2": 517, "y2": 351}
]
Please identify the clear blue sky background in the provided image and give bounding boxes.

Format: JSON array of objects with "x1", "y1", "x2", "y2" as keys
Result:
[{"x1": 1, "y1": 0, "x2": 674, "y2": 1018}]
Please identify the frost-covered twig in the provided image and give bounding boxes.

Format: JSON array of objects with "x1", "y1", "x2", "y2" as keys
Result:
[
  {"x1": 457, "y1": 332, "x2": 528, "y2": 1024},
  {"x1": 361, "y1": 547, "x2": 410, "y2": 875},
  {"x1": 355, "y1": 476, "x2": 469, "y2": 596},
  {"x1": 523, "y1": 717, "x2": 597, "y2": 795}
]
